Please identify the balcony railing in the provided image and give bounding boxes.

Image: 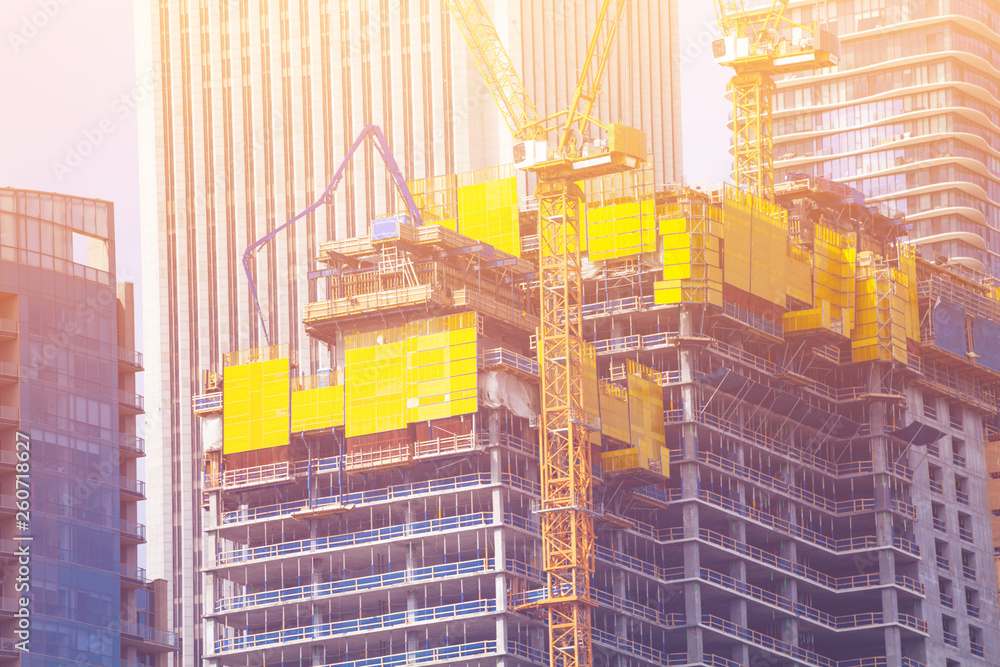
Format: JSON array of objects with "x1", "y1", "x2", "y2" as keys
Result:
[
  {"x1": 967, "y1": 602, "x2": 981, "y2": 619},
  {"x1": 119, "y1": 475, "x2": 145, "y2": 497},
  {"x1": 0, "y1": 495, "x2": 17, "y2": 513},
  {"x1": 119, "y1": 434, "x2": 145, "y2": 455},
  {"x1": 120, "y1": 620, "x2": 178, "y2": 647},
  {"x1": 959, "y1": 527, "x2": 973, "y2": 543},
  {"x1": 0, "y1": 598, "x2": 18, "y2": 613},
  {"x1": 956, "y1": 490, "x2": 970, "y2": 506},
  {"x1": 0, "y1": 450, "x2": 16, "y2": 468},
  {"x1": 971, "y1": 641, "x2": 985, "y2": 658},
  {"x1": 939, "y1": 592, "x2": 953, "y2": 609},
  {"x1": 932, "y1": 517, "x2": 946, "y2": 533},
  {"x1": 120, "y1": 520, "x2": 146, "y2": 542},
  {"x1": 119, "y1": 563, "x2": 148, "y2": 583},
  {"x1": 962, "y1": 564, "x2": 976, "y2": 581},
  {"x1": 929, "y1": 479, "x2": 943, "y2": 494},
  {"x1": 118, "y1": 390, "x2": 144, "y2": 412},
  {"x1": 949, "y1": 415, "x2": 963, "y2": 430},
  {"x1": 117, "y1": 347, "x2": 143, "y2": 369},
  {"x1": 952, "y1": 452, "x2": 967, "y2": 468},
  {"x1": 0, "y1": 406, "x2": 17, "y2": 423},
  {"x1": 943, "y1": 630, "x2": 958, "y2": 647},
  {"x1": 936, "y1": 555, "x2": 950, "y2": 570}
]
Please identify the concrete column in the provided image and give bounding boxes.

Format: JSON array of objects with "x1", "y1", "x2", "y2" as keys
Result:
[
  {"x1": 309, "y1": 518, "x2": 326, "y2": 665},
  {"x1": 777, "y1": 538, "x2": 799, "y2": 649},
  {"x1": 727, "y1": 519, "x2": 749, "y2": 666},
  {"x1": 405, "y1": 503, "x2": 419, "y2": 655},
  {"x1": 201, "y1": 492, "x2": 219, "y2": 663},
  {"x1": 613, "y1": 532, "x2": 628, "y2": 637},
  {"x1": 683, "y1": 502, "x2": 703, "y2": 663}
]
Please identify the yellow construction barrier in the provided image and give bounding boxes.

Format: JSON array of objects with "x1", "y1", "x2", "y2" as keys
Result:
[{"x1": 223, "y1": 357, "x2": 290, "y2": 453}]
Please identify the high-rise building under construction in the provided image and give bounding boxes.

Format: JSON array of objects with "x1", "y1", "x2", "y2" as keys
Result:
[
  {"x1": 197, "y1": 154, "x2": 1000, "y2": 666},
  {"x1": 771, "y1": 0, "x2": 1000, "y2": 276},
  {"x1": 134, "y1": 2, "x2": 682, "y2": 663}
]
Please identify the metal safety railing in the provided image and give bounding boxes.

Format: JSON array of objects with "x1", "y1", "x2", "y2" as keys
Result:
[
  {"x1": 214, "y1": 598, "x2": 496, "y2": 653},
  {"x1": 215, "y1": 558, "x2": 495, "y2": 614},
  {"x1": 221, "y1": 472, "x2": 493, "y2": 524},
  {"x1": 216, "y1": 512, "x2": 496, "y2": 566}
]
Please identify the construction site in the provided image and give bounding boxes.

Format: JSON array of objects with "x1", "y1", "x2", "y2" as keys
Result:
[{"x1": 193, "y1": 2, "x2": 1000, "y2": 667}]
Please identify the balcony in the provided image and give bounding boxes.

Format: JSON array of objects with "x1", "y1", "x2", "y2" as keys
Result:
[
  {"x1": 949, "y1": 415, "x2": 963, "y2": 430},
  {"x1": 0, "y1": 450, "x2": 17, "y2": 469},
  {"x1": 962, "y1": 565, "x2": 976, "y2": 582},
  {"x1": 119, "y1": 434, "x2": 145, "y2": 457},
  {"x1": 936, "y1": 555, "x2": 950, "y2": 571},
  {"x1": 120, "y1": 620, "x2": 178, "y2": 649},
  {"x1": 956, "y1": 490, "x2": 970, "y2": 506},
  {"x1": 971, "y1": 641, "x2": 985, "y2": 658},
  {"x1": 117, "y1": 347, "x2": 143, "y2": 371},
  {"x1": 967, "y1": 602, "x2": 980, "y2": 619},
  {"x1": 118, "y1": 390, "x2": 144, "y2": 414},
  {"x1": 0, "y1": 406, "x2": 17, "y2": 425},
  {"x1": 959, "y1": 527, "x2": 973, "y2": 543},
  {"x1": 0, "y1": 319, "x2": 17, "y2": 339},
  {"x1": 939, "y1": 592, "x2": 954, "y2": 609},
  {"x1": 0, "y1": 638, "x2": 17, "y2": 656},
  {"x1": 0, "y1": 362, "x2": 17, "y2": 384},
  {"x1": 929, "y1": 479, "x2": 943, "y2": 494},
  {"x1": 943, "y1": 631, "x2": 958, "y2": 648},
  {"x1": 927, "y1": 442, "x2": 940, "y2": 458},
  {"x1": 0, "y1": 598, "x2": 19, "y2": 615},
  {"x1": 119, "y1": 475, "x2": 145, "y2": 499},
  {"x1": 119, "y1": 563, "x2": 148, "y2": 584},
  {"x1": 120, "y1": 519, "x2": 146, "y2": 544},
  {"x1": 0, "y1": 495, "x2": 17, "y2": 515},
  {"x1": 932, "y1": 517, "x2": 946, "y2": 533},
  {"x1": 952, "y1": 452, "x2": 967, "y2": 468}
]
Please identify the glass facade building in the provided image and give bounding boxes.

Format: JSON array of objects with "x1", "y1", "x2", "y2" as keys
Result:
[
  {"x1": 0, "y1": 189, "x2": 175, "y2": 665},
  {"x1": 771, "y1": 0, "x2": 1000, "y2": 276}
]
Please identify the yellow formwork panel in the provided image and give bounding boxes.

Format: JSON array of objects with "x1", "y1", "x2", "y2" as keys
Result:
[
  {"x1": 405, "y1": 173, "x2": 458, "y2": 226},
  {"x1": 223, "y1": 358, "x2": 290, "y2": 454},
  {"x1": 587, "y1": 199, "x2": 655, "y2": 261},
  {"x1": 659, "y1": 207, "x2": 723, "y2": 306},
  {"x1": 899, "y1": 245, "x2": 920, "y2": 342},
  {"x1": 722, "y1": 187, "x2": 753, "y2": 293},
  {"x1": 291, "y1": 385, "x2": 345, "y2": 432},
  {"x1": 598, "y1": 380, "x2": 631, "y2": 444},
  {"x1": 346, "y1": 327, "x2": 406, "y2": 437},
  {"x1": 404, "y1": 313, "x2": 479, "y2": 424},
  {"x1": 457, "y1": 177, "x2": 520, "y2": 257},
  {"x1": 626, "y1": 360, "x2": 666, "y2": 452},
  {"x1": 787, "y1": 245, "x2": 813, "y2": 305}
]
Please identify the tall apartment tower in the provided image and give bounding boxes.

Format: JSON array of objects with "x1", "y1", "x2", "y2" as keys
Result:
[
  {"x1": 0, "y1": 189, "x2": 176, "y2": 665},
  {"x1": 770, "y1": 0, "x2": 1000, "y2": 277},
  {"x1": 134, "y1": 1, "x2": 682, "y2": 663}
]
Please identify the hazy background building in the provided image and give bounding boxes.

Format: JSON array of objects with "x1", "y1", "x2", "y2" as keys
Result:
[
  {"x1": 134, "y1": 1, "x2": 682, "y2": 663},
  {"x1": 771, "y1": 0, "x2": 1000, "y2": 277},
  {"x1": 0, "y1": 188, "x2": 175, "y2": 665}
]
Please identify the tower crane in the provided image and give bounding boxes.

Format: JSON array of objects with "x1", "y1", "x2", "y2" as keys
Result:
[
  {"x1": 444, "y1": 3, "x2": 647, "y2": 667},
  {"x1": 714, "y1": 0, "x2": 839, "y2": 201}
]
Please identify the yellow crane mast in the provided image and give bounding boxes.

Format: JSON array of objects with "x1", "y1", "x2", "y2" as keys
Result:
[
  {"x1": 444, "y1": 3, "x2": 646, "y2": 667},
  {"x1": 714, "y1": 0, "x2": 839, "y2": 201}
]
